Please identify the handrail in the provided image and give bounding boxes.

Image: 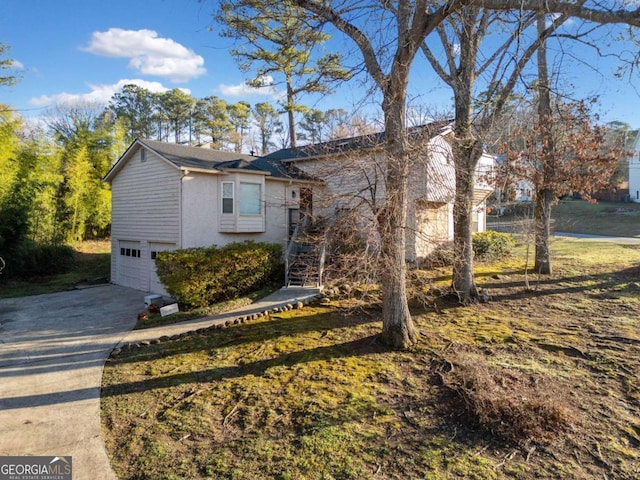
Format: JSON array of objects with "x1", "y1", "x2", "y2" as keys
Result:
[{"x1": 316, "y1": 241, "x2": 327, "y2": 288}]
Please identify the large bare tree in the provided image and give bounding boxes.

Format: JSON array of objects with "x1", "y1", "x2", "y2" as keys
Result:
[{"x1": 421, "y1": 8, "x2": 573, "y2": 302}]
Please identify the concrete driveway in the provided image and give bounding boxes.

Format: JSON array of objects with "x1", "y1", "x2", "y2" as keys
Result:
[{"x1": 0, "y1": 284, "x2": 143, "y2": 480}]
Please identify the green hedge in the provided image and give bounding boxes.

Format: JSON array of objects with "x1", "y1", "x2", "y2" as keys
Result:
[
  {"x1": 1, "y1": 242, "x2": 76, "y2": 280},
  {"x1": 155, "y1": 241, "x2": 283, "y2": 309},
  {"x1": 472, "y1": 231, "x2": 516, "y2": 260}
]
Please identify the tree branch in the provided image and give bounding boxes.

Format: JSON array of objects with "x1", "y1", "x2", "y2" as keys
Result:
[
  {"x1": 293, "y1": 0, "x2": 389, "y2": 90},
  {"x1": 478, "y1": 0, "x2": 640, "y2": 27}
]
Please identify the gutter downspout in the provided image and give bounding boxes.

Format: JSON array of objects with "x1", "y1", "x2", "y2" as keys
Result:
[{"x1": 180, "y1": 170, "x2": 189, "y2": 248}]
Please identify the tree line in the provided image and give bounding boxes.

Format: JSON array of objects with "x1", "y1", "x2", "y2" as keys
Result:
[{"x1": 109, "y1": 84, "x2": 370, "y2": 153}]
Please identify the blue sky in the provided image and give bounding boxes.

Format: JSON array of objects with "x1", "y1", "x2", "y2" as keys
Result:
[
  {"x1": 1, "y1": 0, "x2": 639, "y2": 129},
  {"x1": 0, "y1": 0, "x2": 372, "y2": 122}
]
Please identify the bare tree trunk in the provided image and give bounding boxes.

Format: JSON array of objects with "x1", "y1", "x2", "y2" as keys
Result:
[
  {"x1": 286, "y1": 78, "x2": 297, "y2": 148},
  {"x1": 534, "y1": 14, "x2": 554, "y2": 275},
  {"x1": 450, "y1": 23, "x2": 484, "y2": 303},
  {"x1": 534, "y1": 187, "x2": 554, "y2": 274},
  {"x1": 452, "y1": 140, "x2": 483, "y2": 303},
  {"x1": 377, "y1": 82, "x2": 417, "y2": 349}
]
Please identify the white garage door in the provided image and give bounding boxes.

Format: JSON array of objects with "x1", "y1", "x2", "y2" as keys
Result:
[
  {"x1": 149, "y1": 242, "x2": 176, "y2": 295},
  {"x1": 117, "y1": 240, "x2": 142, "y2": 289}
]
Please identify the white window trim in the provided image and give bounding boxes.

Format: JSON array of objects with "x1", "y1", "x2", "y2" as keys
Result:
[{"x1": 222, "y1": 181, "x2": 234, "y2": 214}]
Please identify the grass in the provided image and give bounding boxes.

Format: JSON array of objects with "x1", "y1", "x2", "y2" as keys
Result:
[
  {"x1": 487, "y1": 199, "x2": 640, "y2": 237},
  {"x1": 134, "y1": 285, "x2": 279, "y2": 330},
  {"x1": 101, "y1": 238, "x2": 640, "y2": 480},
  {"x1": 0, "y1": 240, "x2": 111, "y2": 298}
]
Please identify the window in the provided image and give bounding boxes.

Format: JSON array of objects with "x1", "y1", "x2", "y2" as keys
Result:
[
  {"x1": 240, "y1": 182, "x2": 261, "y2": 215},
  {"x1": 140, "y1": 150, "x2": 147, "y2": 163},
  {"x1": 222, "y1": 182, "x2": 234, "y2": 214}
]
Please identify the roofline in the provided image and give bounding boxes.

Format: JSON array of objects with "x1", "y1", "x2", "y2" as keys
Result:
[
  {"x1": 104, "y1": 139, "x2": 182, "y2": 182},
  {"x1": 179, "y1": 166, "x2": 222, "y2": 175},
  {"x1": 279, "y1": 122, "x2": 455, "y2": 163},
  {"x1": 222, "y1": 168, "x2": 271, "y2": 176},
  {"x1": 267, "y1": 176, "x2": 323, "y2": 185},
  {"x1": 281, "y1": 143, "x2": 383, "y2": 163}
]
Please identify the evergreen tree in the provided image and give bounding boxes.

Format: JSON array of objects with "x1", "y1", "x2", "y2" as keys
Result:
[
  {"x1": 228, "y1": 101, "x2": 251, "y2": 153},
  {"x1": 192, "y1": 96, "x2": 233, "y2": 149},
  {"x1": 109, "y1": 84, "x2": 157, "y2": 142},
  {"x1": 0, "y1": 42, "x2": 18, "y2": 87},
  {"x1": 252, "y1": 102, "x2": 281, "y2": 154},
  {"x1": 218, "y1": 0, "x2": 349, "y2": 148},
  {"x1": 157, "y1": 89, "x2": 196, "y2": 144}
]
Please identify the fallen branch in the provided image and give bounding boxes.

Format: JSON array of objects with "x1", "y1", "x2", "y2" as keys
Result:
[{"x1": 223, "y1": 403, "x2": 240, "y2": 428}]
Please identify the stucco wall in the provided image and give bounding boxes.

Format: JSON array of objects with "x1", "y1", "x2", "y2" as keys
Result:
[{"x1": 180, "y1": 171, "x2": 292, "y2": 248}]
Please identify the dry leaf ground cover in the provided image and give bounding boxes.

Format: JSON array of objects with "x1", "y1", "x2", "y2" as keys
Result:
[{"x1": 101, "y1": 238, "x2": 640, "y2": 480}]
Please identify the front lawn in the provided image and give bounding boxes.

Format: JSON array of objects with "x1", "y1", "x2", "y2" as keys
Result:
[{"x1": 101, "y1": 238, "x2": 640, "y2": 479}]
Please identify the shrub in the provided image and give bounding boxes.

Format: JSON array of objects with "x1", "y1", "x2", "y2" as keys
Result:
[
  {"x1": 472, "y1": 231, "x2": 516, "y2": 260},
  {"x1": 155, "y1": 241, "x2": 283, "y2": 309},
  {"x1": 1, "y1": 242, "x2": 76, "y2": 280}
]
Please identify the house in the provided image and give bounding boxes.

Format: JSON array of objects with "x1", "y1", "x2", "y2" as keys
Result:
[
  {"x1": 103, "y1": 139, "x2": 314, "y2": 294},
  {"x1": 104, "y1": 125, "x2": 495, "y2": 294},
  {"x1": 628, "y1": 131, "x2": 640, "y2": 202},
  {"x1": 263, "y1": 125, "x2": 495, "y2": 263}
]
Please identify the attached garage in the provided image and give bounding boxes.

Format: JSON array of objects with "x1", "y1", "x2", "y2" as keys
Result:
[
  {"x1": 116, "y1": 240, "x2": 143, "y2": 290},
  {"x1": 148, "y1": 242, "x2": 176, "y2": 296}
]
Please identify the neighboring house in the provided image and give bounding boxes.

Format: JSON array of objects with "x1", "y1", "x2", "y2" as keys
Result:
[
  {"x1": 105, "y1": 125, "x2": 495, "y2": 294},
  {"x1": 513, "y1": 179, "x2": 534, "y2": 202},
  {"x1": 628, "y1": 131, "x2": 640, "y2": 202},
  {"x1": 492, "y1": 154, "x2": 533, "y2": 203}
]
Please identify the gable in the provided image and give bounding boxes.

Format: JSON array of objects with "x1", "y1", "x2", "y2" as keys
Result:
[
  {"x1": 110, "y1": 146, "x2": 181, "y2": 243},
  {"x1": 104, "y1": 140, "x2": 181, "y2": 183}
]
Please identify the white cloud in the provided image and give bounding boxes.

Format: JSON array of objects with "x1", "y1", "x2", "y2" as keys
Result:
[
  {"x1": 219, "y1": 75, "x2": 280, "y2": 98},
  {"x1": 9, "y1": 59, "x2": 25, "y2": 70},
  {"x1": 82, "y1": 28, "x2": 206, "y2": 82},
  {"x1": 547, "y1": 13, "x2": 575, "y2": 27},
  {"x1": 28, "y1": 79, "x2": 184, "y2": 108}
]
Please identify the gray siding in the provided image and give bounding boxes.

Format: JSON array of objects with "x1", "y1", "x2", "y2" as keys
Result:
[{"x1": 110, "y1": 149, "x2": 181, "y2": 244}]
